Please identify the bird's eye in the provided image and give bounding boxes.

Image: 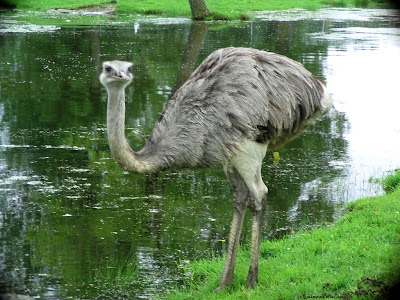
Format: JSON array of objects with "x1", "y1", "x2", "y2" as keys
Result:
[
  {"x1": 128, "y1": 66, "x2": 132, "y2": 73},
  {"x1": 105, "y1": 66, "x2": 112, "y2": 73}
]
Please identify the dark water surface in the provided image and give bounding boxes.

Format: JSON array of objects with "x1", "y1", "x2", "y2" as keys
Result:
[{"x1": 1, "y1": 8, "x2": 399, "y2": 299}]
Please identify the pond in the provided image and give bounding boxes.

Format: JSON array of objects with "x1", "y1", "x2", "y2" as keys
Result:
[{"x1": 1, "y1": 8, "x2": 399, "y2": 299}]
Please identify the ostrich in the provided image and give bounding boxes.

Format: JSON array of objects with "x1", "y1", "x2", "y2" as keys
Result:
[{"x1": 99, "y1": 47, "x2": 332, "y2": 291}]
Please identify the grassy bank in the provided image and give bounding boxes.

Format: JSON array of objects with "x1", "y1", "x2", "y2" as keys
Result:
[
  {"x1": 4, "y1": 0, "x2": 395, "y2": 20},
  {"x1": 167, "y1": 172, "x2": 400, "y2": 299}
]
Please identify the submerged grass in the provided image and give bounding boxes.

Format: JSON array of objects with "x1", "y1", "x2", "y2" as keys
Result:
[
  {"x1": 86, "y1": 254, "x2": 139, "y2": 298},
  {"x1": 5, "y1": 0, "x2": 396, "y2": 20},
  {"x1": 167, "y1": 175, "x2": 400, "y2": 299}
]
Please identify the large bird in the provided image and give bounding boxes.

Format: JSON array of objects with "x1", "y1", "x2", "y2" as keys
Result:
[{"x1": 99, "y1": 47, "x2": 332, "y2": 291}]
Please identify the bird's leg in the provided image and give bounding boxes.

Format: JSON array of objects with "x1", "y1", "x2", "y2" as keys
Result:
[
  {"x1": 228, "y1": 141, "x2": 267, "y2": 289},
  {"x1": 246, "y1": 188, "x2": 267, "y2": 289},
  {"x1": 217, "y1": 140, "x2": 268, "y2": 291},
  {"x1": 215, "y1": 167, "x2": 249, "y2": 292}
]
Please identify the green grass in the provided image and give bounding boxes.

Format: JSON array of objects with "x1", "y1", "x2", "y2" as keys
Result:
[
  {"x1": 5, "y1": 0, "x2": 109, "y2": 11},
  {"x1": 85, "y1": 254, "x2": 139, "y2": 298},
  {"x1": 384, "y1": 169, "x2": 400, "y2": 193},
  {"x1": 166, "y1": 175, "x2": 400, "y2": 299},
  {"x1": 5, "y1": 0, "x2": 396, "y2": 20}
]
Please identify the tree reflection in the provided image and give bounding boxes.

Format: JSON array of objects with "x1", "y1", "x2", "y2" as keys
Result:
[{"x1": 173, "y1": 22, "x2": 210, "y2": 92}]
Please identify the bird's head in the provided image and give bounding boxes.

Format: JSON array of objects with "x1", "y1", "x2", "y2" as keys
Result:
[{"x1": 100, "y1": 60, "x2": 134, "y2": 91}]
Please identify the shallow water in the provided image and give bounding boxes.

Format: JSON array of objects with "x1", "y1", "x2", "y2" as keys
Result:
[{"x1": 0, "y1": 8, "x2": 399, "y2": 299}]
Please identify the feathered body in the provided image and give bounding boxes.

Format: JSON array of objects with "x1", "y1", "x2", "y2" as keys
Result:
[
  {"x1": 136, "y1": 47, "x2": 331, "y2": 171},
  {"x1": 100, "y1": 47, "x2": 332, "y2": 291}
]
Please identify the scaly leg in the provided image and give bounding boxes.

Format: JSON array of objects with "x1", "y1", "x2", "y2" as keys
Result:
[
  {"x1": 231, "y1": 141, "x2": 268, "y2": 289},
  {"x1": 246, "y1": 189, "x2": 267, "y2": 288},
  {"x1": 215, "y1": 166, "x2": 249, "y2": 292},
  {"x1": 216, "y1": 140, "x2": 268, "y2": 291}
]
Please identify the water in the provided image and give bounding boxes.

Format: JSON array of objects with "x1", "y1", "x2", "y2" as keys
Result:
[{"x1": 0, "y1": 8, "x2": 399, "y2": 299}]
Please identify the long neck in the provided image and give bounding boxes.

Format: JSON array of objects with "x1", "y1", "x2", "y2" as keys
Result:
[{"x1": 106, "y1": 88, "x2": 155, "y2": 174}]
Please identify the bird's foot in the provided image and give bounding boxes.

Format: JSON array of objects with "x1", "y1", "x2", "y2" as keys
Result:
[
  {"x1": 213, "y1": 286, "x2": 225, "y2": 293},
  {"x1": 214, "y1": 270, "x2": 233, "y2": 292},
  {"x1": 214, "y1": 278, "x2": 232, "y2": 293},
  {"x1": 245, "y1": 267, "x2": 258, "y2": 289}
]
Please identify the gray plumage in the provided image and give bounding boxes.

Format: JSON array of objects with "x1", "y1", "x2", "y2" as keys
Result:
[
  {"x1": 100, "y1": 47, "x2": 332, "y2": 291},
  {"x1": 137, "y1": 47, "x2": 330, "y2": 171}
]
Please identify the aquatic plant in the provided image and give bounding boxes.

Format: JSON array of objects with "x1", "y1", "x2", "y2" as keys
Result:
[{"x1": 383, "y1": 169, "x2": 400, "y2": 193}]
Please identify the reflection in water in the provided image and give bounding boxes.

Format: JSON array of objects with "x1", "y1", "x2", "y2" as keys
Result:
[
  {"x1": 323, "y1": 26, "x2": 400, "y2": 201},
  {"x1": 173, "y1": 22, "x2": 210, "y2": 92},
  {"x1": 0, "y1": 8, "x2": 399, "y2": 299}
]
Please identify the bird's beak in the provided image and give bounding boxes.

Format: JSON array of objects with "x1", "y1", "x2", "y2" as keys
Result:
[{"x1": 119, "y1": 71, "x2": 130, "y2": 81}]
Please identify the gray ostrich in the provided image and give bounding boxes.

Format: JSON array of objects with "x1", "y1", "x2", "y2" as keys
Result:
[{"x1": 99, "y1": 47, "x2": 332, "y2": 291}]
